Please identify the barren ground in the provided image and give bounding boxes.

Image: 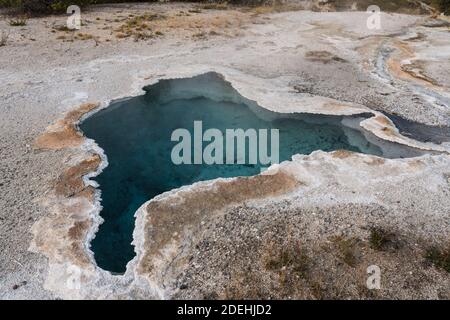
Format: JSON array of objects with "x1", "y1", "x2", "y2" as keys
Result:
[{"x1": 0, "y1": 3, "x2": 449, "y2": 299}]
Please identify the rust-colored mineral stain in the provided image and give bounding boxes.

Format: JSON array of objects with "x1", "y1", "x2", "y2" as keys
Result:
[
  {"x1": 68, "y1": 220, "x2": 91, "y2": 240},
  {"x1": 331, "y1": 150, "x2": 354, "y2": 159},
  {"x1": 386, "y1": 41, "x2": 440, "y2": 89},
  {"x1": 31, "y1": 189, "x2": 95, "y2": 269},
  {"x1": 371, "y1": 116, "x2": 399, "y2": 137},
  {"x1": 34, "y1": 103, "x2": 99, "y2": 150},
  {"x1": 55, "y1": 154, "x2": 101, "y2": 198},
  {"x1": 374, "y1": 115, "x2": 393, "y2": 127},
  {"x1": 381, "y1": 126, "x2": 397, "y2": 137},
  {"x1": 322, "y1": 101, "x2": 366, "y2": 114},
  {"x1": 76, "y1": 186, "x2": 97, "y2": 202},
  {"x1": 70, "y1": 241, "x2": 92, "y2": 266},
  {"x1": 401, "y1": 61, "x2": 438, "y2": 86},
  {"x1": 69, "y1": 219, "x2": 92, "y2": 268},
  {"x1": 408, "y1": 158, "x2": 426, "y2": 169},
  {"x1": 364, "y1": 157, "x2": 386, "y2": 166},
  {"x1": 138, "y1": 170, "x2": 299, "y2": 275},
  {"x1": 31, "y1": 103, "x2": 101, "y2": 269}
]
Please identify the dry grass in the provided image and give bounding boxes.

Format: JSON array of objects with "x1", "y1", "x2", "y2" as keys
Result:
[
  {"x1": 223, "y1": 269, "x2": 270, "y2": 300},
  {"x1": 75, "y1": 33, "x2": 94, "y2": 40},
  {"x1": 369, "y1": 227, "x2": 397, "y2": 251},
  {"x1": 425, "y1": 244, "x2": 450, "y2": 273},
  {"x1": 52, "y1": 25, "x2": 72, "y2": 32},
  {"x1": 251, "y1": 5, "x2": 278, "y2": 15},
  {"x1": 192, "y1": 31, "x2": 207, "y2": 39},
  {"x1": 331, "y1": 235, "x2": 360, "y2": 267},
  {"x1": 246, "y1": 1, "x2": 304, "y2": 15},
  {"x1": 125, "y1": 13, "x2": 165, "y2": 28},
  {"x1": 114, "y1": 12, "x2": 165, "y2": 41},
  {"x1": 264, "y1": 240, "x2": 310, "y2": 278},
  {"x1": 55, "y1": 31, "x2": 98, "y2": 44},
  {"x1": 188, "y1": 8, "x2": 202, "y2": 14},
  {"x1": 200, "y1": 3, "x2": 229, "y2": 10},
  {"x1": 182, "y1": 218, "x2": 449, "y2": 300},
  {"x1": 9, "y1": 16, "x2": 27, "y2": 26},
  {"x1": 222, "y1": 238, "x2": 311, "y2": 299},
  {"x1": 132, "y1": 31, "x2": 154, "y2": 42}
]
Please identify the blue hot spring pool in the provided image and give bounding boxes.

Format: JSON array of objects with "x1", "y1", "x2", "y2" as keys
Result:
[{"x1": 80, "y1": 72, "x2": 399, "y2": 273}]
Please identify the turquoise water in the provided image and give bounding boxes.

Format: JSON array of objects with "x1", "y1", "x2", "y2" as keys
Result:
[{"x1": 80, "y1": 73, "x2": 383, "y2": 273}]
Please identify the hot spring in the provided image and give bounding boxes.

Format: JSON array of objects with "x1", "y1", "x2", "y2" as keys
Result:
[{"x1": 80, "y1": 72, "x2": 419, "y2": 273}]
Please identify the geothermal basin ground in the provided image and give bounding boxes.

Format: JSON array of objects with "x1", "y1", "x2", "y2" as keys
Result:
[{"x1": 1, "y1": 2, "x2": 450, "y2": 299}]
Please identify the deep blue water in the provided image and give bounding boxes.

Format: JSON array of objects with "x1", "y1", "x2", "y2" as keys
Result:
[{"x1": 80, "y1": 73, "x2": 383, "y2": 273}]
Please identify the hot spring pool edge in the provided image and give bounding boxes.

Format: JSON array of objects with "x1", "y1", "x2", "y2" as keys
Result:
[{"x1": 30, "y1": 70, "x2": 450, "y2": 300}]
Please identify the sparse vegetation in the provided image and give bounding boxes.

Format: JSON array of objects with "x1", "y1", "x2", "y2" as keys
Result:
[
  {"x1": 52, "y1": 24, "x2": 71, "y2": 32},
  {"x1": 188, "y1": 8, "x2": 202, "y2": 14},
  {"x1": 75, "y1": 32, "x2": 93, "y2": 40},
  {"x1": 1, "y1": 0, "x2": 446, "y2": 16},
  {"x1": 222, "y1": 237, "x2": 312, "y2": 299},
  {"x1": 132, "y1": 31, "x2": 153, "y2": 42},
  {"x1": 251, "y1": 5, "x2": 275, "y2": 14},
  {"x1": 425, "y1": 245, "x2": 450, "y2": 273},
  {"x1": 439, "y1": 0, "x2": 450, "y2": 14},
  {"x1": 192, "y1": 31, "x2": 207, "y2": 39},
  {"x1": 369, "y1": 227, "x2": 395, "y2": 251},
  {"x1": 1, "y1": 0, "x2": 93, "y2": 14},
  {"x1": 114, "y1": 13, "x2": 165, "y2": 41},
  {"x1": 264, "y1": 240, "x2": 310, "y2": 279},
  {"x1": 331, "y1": 235, "x2": 360, "y2": 267},
  {"x1": 9, "y1": 16, "x2": 27, "y2": 26},
  {"x1": 200, "y1": 2, "x2": 229, "y2": 10}
]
